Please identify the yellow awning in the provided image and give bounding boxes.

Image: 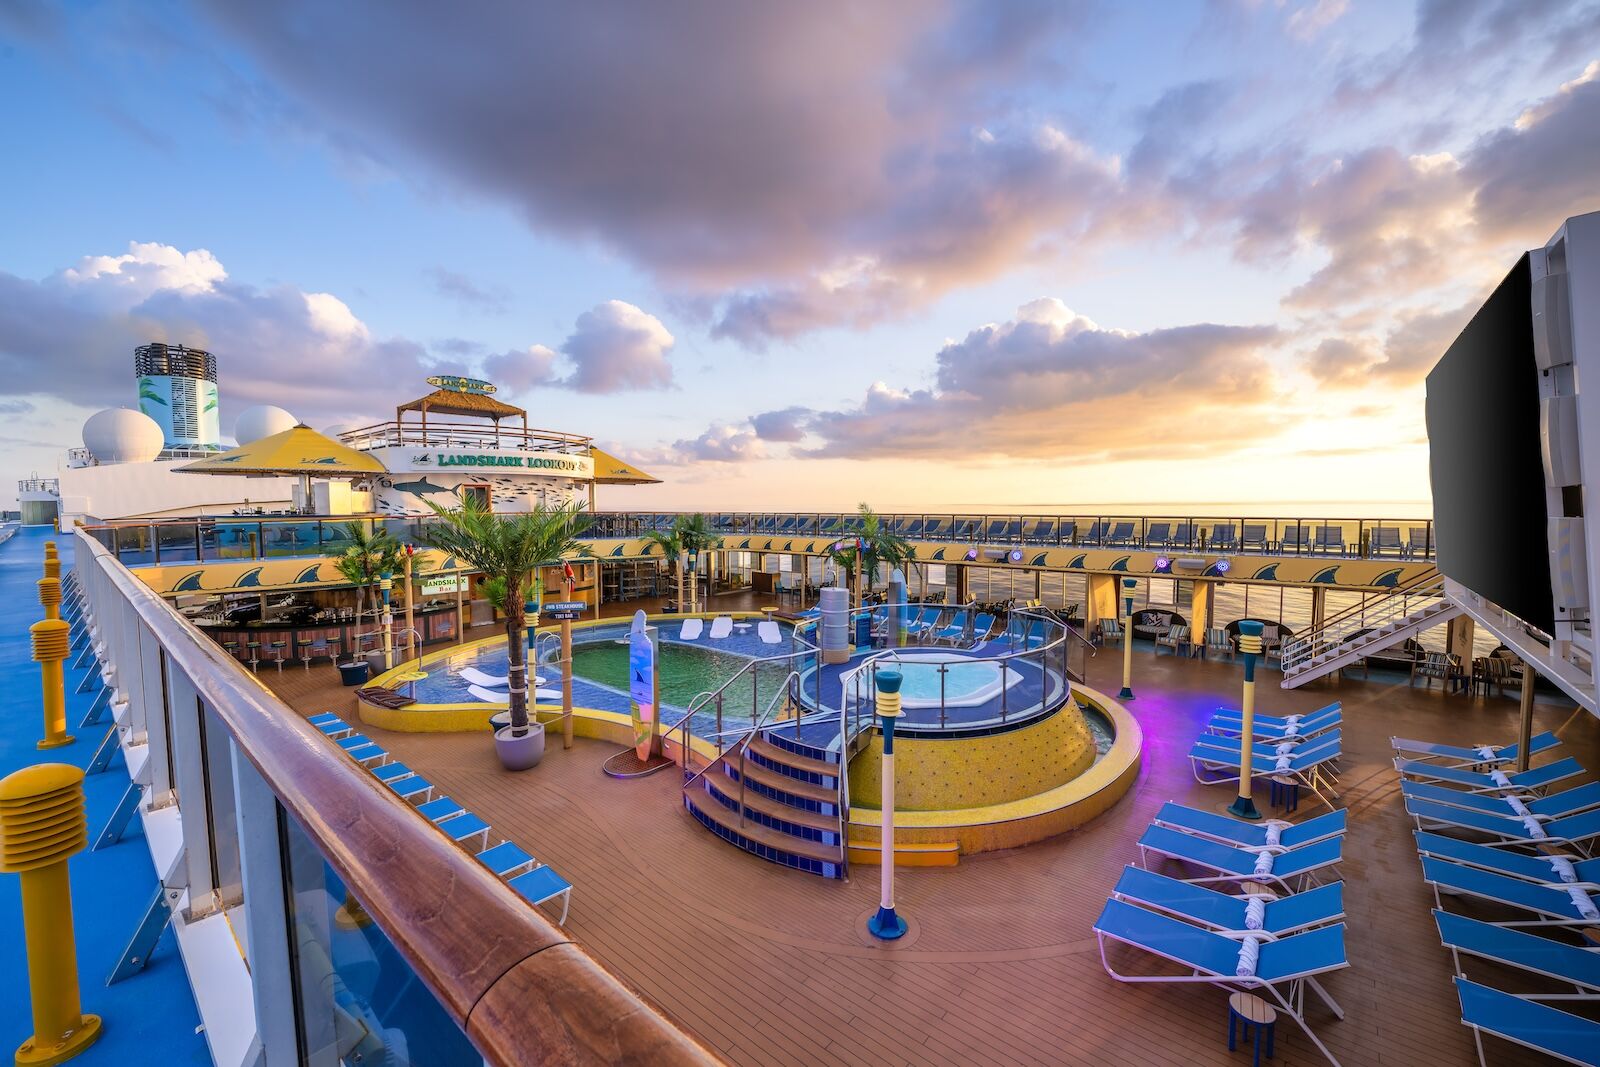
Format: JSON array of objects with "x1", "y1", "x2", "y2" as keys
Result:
[
  {"x1": 588, "y1": 446, "x2": 660, "y2": 484},
  {"x1": 176, "y1": 425, "x2": 386, "y2": 477}
]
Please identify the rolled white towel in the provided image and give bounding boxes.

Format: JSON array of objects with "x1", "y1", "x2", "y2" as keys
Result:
[
  {"x1": 1549, "y1": 856, "x2": 1579, "y2": 884},
  {"x1": 1503, "y1": 795, "x2": 1532, "y2": 818},
  {"x1": 1276, "y1": 742, "x2": 1297, "y2": 755},
  {"x1": 1253, "y1": 852, "x2": 1275, "y2": 877},
  {"x1": 1264, "y1": 824, "x2": 1283, "y2": 848},
  {"x1": 1244, "y1": 898, "x2": 1266, "y2": 932},
  {"x1": 1235, "y1": 936, "x2": 1261, "y2": 978},
  {"x1": 1282, "y1": 722, "x2": 1300, "y2": 737},
  {"x1": 1274, "y1": 754, "x2": 1293, "y2": 772},
  {"x1": 1475, "y1": 745, "x2": 1499, "y2": 762},
  {"x1": 1568, "y1": 887, "x2": 1600, "y2": 921},
  {"x1": 1489, "y1": 770, "x2": 1512, "y2": 789},
  {"x1": 1284, "y1": 714, "x2": 1302, "y2": 724},
  {"x1": 1521, "y1": 816, "x2": 1548, "y2": 840}
]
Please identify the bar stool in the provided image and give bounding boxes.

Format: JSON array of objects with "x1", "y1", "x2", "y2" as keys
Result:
[
  {"x1": 1226, "y1": 992, "x2": 1277, "y2": 1065},
  {"x1": 298, "y1": 638, "x2": 315, "y2": 670},
  {"x1": 246, "y1": 640, "x2": 262, "y2": 672},
  {"x1": 326, "y1": 639, "x2": 343, "y2": 665},
  {"x1": 223, "y1": 640, "x2": 240, "y2": 661},
  {"x1": 270, "y1": 640, "x2": 288, "y2": 672}
]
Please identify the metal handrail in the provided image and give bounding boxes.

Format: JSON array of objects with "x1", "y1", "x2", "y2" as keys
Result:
[{"x1": 1281, "y1": 568, "x2": 1446, "y2": 672}]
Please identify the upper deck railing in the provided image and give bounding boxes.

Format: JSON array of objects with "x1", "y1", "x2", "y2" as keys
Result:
[
  {"x1": 587, "y1": 511, "x2": 1436, "y2": 560},
  {"x1": 72, "y1": 529, "x2": 715, "y2": 1065},
  {"x1": 338, "y1": 419, "x2": 593, "y2": 454}
]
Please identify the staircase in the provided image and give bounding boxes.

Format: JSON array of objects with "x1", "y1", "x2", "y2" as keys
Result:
[
  {"x1": 682, "y1": 726, "x2": 848, "y2": 878},
  {"x1": 1279, "y1": 569, "x2": 1461, "y2": 688}
]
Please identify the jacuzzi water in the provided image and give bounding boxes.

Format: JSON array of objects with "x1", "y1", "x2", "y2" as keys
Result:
[{"x1": 871, "y1": 651, "x2": 1012, "y2": 708}]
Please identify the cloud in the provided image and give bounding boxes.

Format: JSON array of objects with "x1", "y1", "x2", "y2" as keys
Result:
[
  {"x1": 1285, "y1": 0, "x2": 1349, "y2": 41},
  {"x1": 670, "y1": 423, "x2": 768, "y2": 463},
  {"x1": 482, "y1": 344, "x2": 558, "y2": 393},
  {"x1": 559, "y1": 300, "x2": 675, "y2": 394},
  {"x1": 712, "y1": 298, "x2": 1287, "y2": 461},
  {"x1": 426, "y1": 266, "x2": 509, "y2": 313}
]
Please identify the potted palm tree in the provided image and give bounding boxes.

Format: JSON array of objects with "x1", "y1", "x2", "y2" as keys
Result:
[
  {"x1": 332, "y1": 521, "x2": 403, "y2": 683},
  {"x1": 643, "y1": 514, "x2": 721, "y2": 612},
  {"x1": 676, "y1": 513, "x2": 721, "y2": 612},
  {"x1": 827, "y1": 503, "x2": 915, "y2": 609},
  {"x1": 422, "y1": 498, "x2": 591, "y2": 770}
]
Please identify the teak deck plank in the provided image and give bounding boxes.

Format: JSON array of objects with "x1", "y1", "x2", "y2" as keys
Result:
[{"x1": 267, "y1": 614, "x2": 1596, "y2": 1067}]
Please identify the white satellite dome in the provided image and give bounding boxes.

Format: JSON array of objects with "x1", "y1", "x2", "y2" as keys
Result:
[
  {"x1": 82, "y1": 408, "x2": 164, "y2": 465},
  {"x1": 233, "y1": 405, "x2": 298, "y2": 445},
  {"x1": 320, "y1": 422, "x2": 357, "y2": 440}
]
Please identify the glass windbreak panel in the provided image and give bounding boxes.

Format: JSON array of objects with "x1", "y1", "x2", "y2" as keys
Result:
[
  {"x1": 281, "y1": 809, "x2": 479, "y2": 1066},
  {"x1": 211, "y1": 521, "x2": 263, "y2": 560},
  {"x1": 155, "y1": 522, "x2": 199, "y2": 563},
  {"x1": 1280, "y1": 586, "x2": 1315, "y2": 637},
  {"x1": 262, "y1": 521, "x2": 320, "y2": 558},
  {"x1": 115, "y1": 525, "x2": 155, "y2": 566},
  {"x1": 318, "y1": 521, "x2": 362, "y2": 557}
]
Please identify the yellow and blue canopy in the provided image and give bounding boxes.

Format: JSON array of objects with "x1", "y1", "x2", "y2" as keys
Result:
[{"x1": 176, "y1": 425, "x2": 385, "y2": 477}]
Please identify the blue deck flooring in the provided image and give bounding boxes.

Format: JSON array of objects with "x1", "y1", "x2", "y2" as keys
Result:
[{"x1": 0, "y1": 527, "x2": 206, "y2": 1064}]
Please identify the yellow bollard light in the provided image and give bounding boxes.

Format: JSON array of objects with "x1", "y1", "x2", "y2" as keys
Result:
[
  {"x1": 1228, "y1": 621, "x2": 1266, "y2": 821},
  {"x1": 0, "y1": 763, "x2": 102, "y2": 1066},
  {"x1": 37, "y1": 578, "x2": 61, "y2": 623},
  {"x1": 31, "y1": 618, "x2": 73, "y2": 750}
]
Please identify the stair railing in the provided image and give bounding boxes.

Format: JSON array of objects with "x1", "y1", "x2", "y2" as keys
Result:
[{"x1": 1280, "y1": 568, "x2": 1445, "y2": 674}]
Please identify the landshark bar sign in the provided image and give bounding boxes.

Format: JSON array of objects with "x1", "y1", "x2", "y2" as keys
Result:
[{"x1": 368, "y1": 446, "x2": 595, "y2": 478}]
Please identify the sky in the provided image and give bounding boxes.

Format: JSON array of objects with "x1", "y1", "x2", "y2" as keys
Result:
[{"x1": 2, "y1": 0, "x2": 1598, "y2": 514}]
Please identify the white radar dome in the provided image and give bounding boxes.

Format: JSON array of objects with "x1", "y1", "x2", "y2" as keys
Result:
[
  {"x1": 233, "y1": 405, "x2": 298, "y2": 445},
  {"x1": 82, "y1": 408, "x2": 164, "y2": 465},
  {"x1": 320, "y1": 423, "x2": 357, "y2": 441}
]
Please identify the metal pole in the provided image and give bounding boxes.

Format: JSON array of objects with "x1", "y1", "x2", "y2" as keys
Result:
[
  {"x1": 1229, "y1": 620, "x2": 1266, "y2": 821},
  {"x1": 1516, "y1": 659, "x2": 1536, "y2": 774},
  {"x1": 402, "y1": 549, "x2": 415, "y2": 661},
  {"x1": 1119, "y1": 578, "x2": 1136, "y2": 699},
  {"x1": 561, "y1": 576, "x2": 575, "y2": 751},
  {"x1": 868, "y1": 669, "x2": 907, "y2": 940}
]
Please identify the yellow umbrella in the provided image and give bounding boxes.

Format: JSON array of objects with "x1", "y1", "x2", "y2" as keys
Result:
[
  {"x1": 176, "y1": 425, "x2": 386, "y2": 477},
  {"x1": 588, "y1": 446, "x2": 660, "y2": 485}
]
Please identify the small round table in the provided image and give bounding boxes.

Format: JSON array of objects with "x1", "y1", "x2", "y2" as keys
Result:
[
  {"x1": 392, "y1": 670, "x2": 428, "y2": 700},
  {"x1": 1237, "y1": 881, "x2": 1279, "y2": 900},
  {"x1": 1227, "y1": 991, "x2": 1277, "y2": 1065},
  {"x1": 1269, "y1": 774, "x2": 1299, "y2": 813}
]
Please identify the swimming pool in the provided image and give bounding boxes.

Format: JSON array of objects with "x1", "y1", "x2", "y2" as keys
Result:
[{"x1": 865, "y1": 651, "x2": 1014, "y2": 708}]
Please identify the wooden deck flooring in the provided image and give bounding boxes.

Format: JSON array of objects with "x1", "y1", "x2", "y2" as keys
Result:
[{"x1": 265, "y1": 636, "x2": 1597, "y2": 1066}]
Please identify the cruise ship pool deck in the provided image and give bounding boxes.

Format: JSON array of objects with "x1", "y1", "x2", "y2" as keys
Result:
[{"x1": 259, "y1": 592, "x2": 1593, "y2": 1065}]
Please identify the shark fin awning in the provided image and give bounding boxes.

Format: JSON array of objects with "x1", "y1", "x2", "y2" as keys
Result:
[
  {"x1": 588, "y1": 447, "x2": 661, "y2": 484},
  {"x1": 175, "y1": 425, "x2": 386, "y2": 477}
]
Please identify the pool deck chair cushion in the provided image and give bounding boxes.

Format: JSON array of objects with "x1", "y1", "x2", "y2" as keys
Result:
[
  {"x1": 468, "y1": 684, "x2": 509, "y2": 703},
  {"x1": 1112, "y1": 865, "x2": 1344, "y2": 937},
  {"x1": 708, "y1": 616, "x2": 734, "y2": 639},
  {"x1": 1414, "y1": 829, "x2": 1600, "y2": 885},
  {"x1": 1390, "y1": 730, "x2": 1560, "y2": 766},
  {"x1": 1093, "y1": 898, "x2": 1348, "y2": 1066},
  {"x1": 509, "y1": 865, "x2": 573, "y2": 924},
  {"x1": 1153, "y1": 801, "x2": 1347, "y2": 850},
  {"x1": 1455, "y1": 977, "x2": 1600, "y2": 1066},
  {"x1": 679, "y1": 618, "x2": 704, "y2": 640},
  {"x1": 459, "y1": 666, "x2": 510, "y2": 688},
  {"x1": 1393, "y1": 755, "x2": 1583, "y2": 794},
  {"x1": 476, "y1": 841, "x2": 538, "y2": 879},
  {"x1": 1420, "y1": 856, "x2": 1600, "y2": 923},
  {"x1": 757, "y1": 620, "x2": 782, "y2": 644},
  {"x1": 1137, "y1": 824, "x2": 1343, "y2": 893}
]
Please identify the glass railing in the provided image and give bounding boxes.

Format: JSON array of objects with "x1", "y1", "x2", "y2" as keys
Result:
[{"x1": 72, "y1": 530, "x2": 712, "y2": 1065}]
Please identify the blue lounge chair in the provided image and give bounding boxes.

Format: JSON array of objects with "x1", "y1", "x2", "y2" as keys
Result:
[
  {"x1": 1369, "y1": 526, "x2": 1405, "y2": 557},
  {"x1": 1106, "y1": 521, "x2": 1137, "y2": 546},
  {"x1": 1136, "y1": 824, "x2": 1343, "y2": 893},
  {"x1": 1420, "y1": 856, "x2": 1600, "y2": 924},
  {"x1": 1171, "y1": 522, "x2": 1195, "y2": 548},
  {"x1": 1414, "y1": 829, "x2": 1600, "y2": 886},
  {"x1": 336, "y1": 733, "x2": 375, "y2": 752},
  {"x1": 902, "y1": 518, "x2": 925, "y2": 538},
  {"x1": 968, "y1": 613, "x2": 996, "y2": 645},
  {"x1": 1401, "y1": 779, "x2": 1600, "y2": 820},
  {"x1": 440, "y1": 812, "x2": 491, "y2": 851},
  {"x1": 1210, "y1": 523, "x2": 1238, "y2": 551},
  {"x1": 818, "y1": 517, "x2": 840, "y2": 535},
  {"x1": 477, "y1": 841, "x2": 538, "y2": 878},
  {"x1": 1112, "y1": 865, "x2": 1344, "y2": 937},
  {"x1": 1001, "y1": 520, "x2": 1023, "y2": 541},
  {"x1": 1280, "y1": 526, "x2": 1312, "y2": 552},
  {"x1": 372, "y1": 762, "x2": 415, "y2": 784},
  {"x1": 1208, "y1": 706, "x2": 1342, "y2": 743},
  {"x1": 1189, "y1": 736, "x2": 1342, "y2": 812},
  {"x1": 1212, "y1": 702, "x2": 1342, "y2": 730},
  {"x1": 418, "y1": 796, "x2": 466, "y2": 824},
  {"x1": 1028, "y1": 520, "x2": 1056, "y2": 543},
  {"x1": 1144, "y1": 521, "x2": 1173, "y2": 547},
  {"x1": 1153, "y1": 802, "x2": 1347, "y2": 850},
  {"x1": 953, "y1": 518, "x2": 979, "y2": 539},
  {"x1": 1313, "y1": 526, "x2": 1345, "y2": 554},
  {"x1": 1406, "y1": 797, "x2": 1600, "y2": 854},
  {"x1": 388, "y1": 774, "x2": 434, "y2": 804},
  {"x1": 310, "y1": 714, "x2": 353, "y2": 738},
  {"x1": 1242, "y1": 524, "x2": 1270, "y2": 552},
  {"x1": 1058, "y1": 520, "x2": 1077, "y2": 543},
  {"x1": 308, "y1": 712, "x2": 343, "y2": 727},
  {"x1": 1197, "y1": 727, "x2": 1342, "y2": 754},
  {"x1": 1082, "y1": 520, "x2": 1108, "y2": 545},
  {"x1": 1436, "y1": 910, "x2": 1600, "y2": 992},
  {"x1": 923, "y1": 518, "x2": 950, "y2": 539},
  {"x1": 1394, "y1": 755, "x2": 1584, "y2": 794},
  {"x1": 984, "y1": 519, "x2": 1007, "y2": 541},
  {"x1": 1455, "y1": 977, "x2": 1600, "y2": 1067},
  {"x1": 344, "y1": 743, "x2": 387, "y2": 765},
  {"x1": 509, "y1": 864, "x2": 573, "y2": 924},
  {"x1": 934, "y1": 611, "x2": 969, "y2": 644},
  {"x1": 907, "y1": 607, "x2": 940, "y2": 638},
  {"x1": 1390, "y1": 730, "x2": 1560, "y2": 767},
  {"x1": 1093, "y1": 898, "x2": 1348, "y2": 1066}
]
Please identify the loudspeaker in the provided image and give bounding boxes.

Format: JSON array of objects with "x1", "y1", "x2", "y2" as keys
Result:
[
  {"x1": 1542, "y1": 394, "x2": 1582, "y2": 486},
  {"x1": 1549, "y1": 516, "x2": 1590, "y2": 613},
  {"x1": 1532, "y1": 272, "x2": 1573, "y2": 371}
]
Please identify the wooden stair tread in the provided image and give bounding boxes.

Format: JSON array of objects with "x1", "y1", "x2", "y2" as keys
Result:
[
  {"x1": 704, "y1": 770, "x2": 839, "y2": 833},
  {"x1": 748, "y1": 736, "x2": 838, "y2": 777},
  {"x1": 686, "y1": 785, "x2": 843, "y2": 864},
  {"x1": 734, "y1": 757, "x2": 837, "y2": 803}
]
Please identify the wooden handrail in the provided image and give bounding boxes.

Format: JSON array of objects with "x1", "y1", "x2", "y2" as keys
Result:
[{"x1": 75, "y1": 531, "x2": 717, "y2": 1066}]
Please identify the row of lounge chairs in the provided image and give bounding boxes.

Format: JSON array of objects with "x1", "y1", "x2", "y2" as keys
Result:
[
  {"x1": 677, "y1": 616, "x2": 783, "y2": 643},
  {"x1": 1392, "y1": 729, "x2": 1600, "y2": 1063},
  {"x1": 1190, "y1": 702, "x2": 1344, "y2": 813},
  {"x1": 1095, "y1": 785, "x2": 1352, "y2": 1064},
  {"x1": 307, "y1": 712, "x2": 573, "y2": 923}
]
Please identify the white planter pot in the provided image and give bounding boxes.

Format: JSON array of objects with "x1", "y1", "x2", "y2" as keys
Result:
[{"x1": 493, "y1": 722, "x2": 545, "y2": 771}]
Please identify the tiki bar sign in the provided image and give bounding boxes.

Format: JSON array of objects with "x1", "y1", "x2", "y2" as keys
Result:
[{"x1": 424, "y1": 374, "x2": 497, "y2": 395}]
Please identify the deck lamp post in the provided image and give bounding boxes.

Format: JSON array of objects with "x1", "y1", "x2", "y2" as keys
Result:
[
  {"x1": 379, "y1": 568, "x2": 394, "y2": 671},
  {"x1": 1119, "y1": 578, "x2": 1137, "y2": 700},
  {"x1": 401, "y1": 545, "x2": 416, "y2": 662},
  {"x1": 868, "y1": 669, "x2": 908, "y2": 940},
  {"x1": 1227, "y1": 620, "x2": 1267, "y2": 821},
  {"x1": 687, "y1": 546, "x2": 700, "y2": 614}
]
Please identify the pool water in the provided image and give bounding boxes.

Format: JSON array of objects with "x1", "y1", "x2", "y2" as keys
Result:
[
  {"x1": 569, "y1": 641, "x2": 792, "y2": 719},
  {"x1": 877, "y1": 652, "x2": 1008, "y2": 707}
]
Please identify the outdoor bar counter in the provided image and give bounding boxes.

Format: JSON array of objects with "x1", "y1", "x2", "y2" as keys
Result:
[{"x1": 199, "y1": 601, "x2": 462, "y2": 668}]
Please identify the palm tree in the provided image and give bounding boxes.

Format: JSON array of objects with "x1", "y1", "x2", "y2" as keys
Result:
[
  {"x1": 422, "y1": 498, "x2": 591, "y2": 737},
  {"x1": 827, "y1": 503, "x2": 915, "y2": 608},
  {"x1": 332, "y1": 521, "x2": 403, "y2": 655},
  {"x1": 675, "y1": 513, "x2": 721, "y2": 612},
  {"x1": 642, "y1": 514, "x2": 722, "y2": 613}
]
